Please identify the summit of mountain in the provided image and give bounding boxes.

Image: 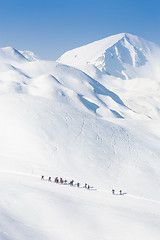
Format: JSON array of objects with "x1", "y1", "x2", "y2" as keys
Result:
[{"x1": 57, "y1": 33, "x2": 160, "y2": 79}]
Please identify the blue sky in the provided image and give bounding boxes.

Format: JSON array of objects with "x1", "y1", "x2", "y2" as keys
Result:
[{"x1": 0, "y1": 0, "x2": 159, "y2": 60}]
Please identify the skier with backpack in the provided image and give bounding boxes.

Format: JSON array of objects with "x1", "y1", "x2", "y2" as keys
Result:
[
  {"x1": 55, "y1": 177, "x2": 58, "y2": 183},
  {"x1": 70, "y1": 180, "x2": 74, "y2": 186},
  {"x1": 60, "y1": 178, "x2": 63, "y2": 184}
]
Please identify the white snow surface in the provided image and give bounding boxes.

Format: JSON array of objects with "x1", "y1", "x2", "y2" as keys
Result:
[
  {"x1": 0, "y1": 34, "x2": 160, "y2": 239},
  {"x1": 0, "y1": 173, "x2": 160, "y2": 240}
]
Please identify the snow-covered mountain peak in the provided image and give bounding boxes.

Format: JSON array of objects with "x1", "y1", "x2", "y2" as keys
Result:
[
  {"x1": 19, "y1": 50, "x2": 38, "y2": 61},
  {"x1": 0, "y1": 46, "x2": 39, "y2": 73},
  {"x1": 0, "y1": 46, "x2": 27, "y2": 61},
  {"x1": 57, "y1": 33, "x2": 158, "y2": 79}
]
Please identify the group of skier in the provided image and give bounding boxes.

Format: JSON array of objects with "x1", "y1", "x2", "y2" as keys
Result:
[
  {"x1": 41, "y1": 175, "x2": 90, "y2": 189},
  {"x1": 41, "y1": 176, "x2": 124, "y2": 194},
  {"x1": 112, "y1": 189, "x2": 123, "y2": 195}
]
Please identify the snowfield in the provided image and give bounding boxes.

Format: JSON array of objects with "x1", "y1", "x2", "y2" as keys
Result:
[
  {"x1": 0, "y1": 173, "x2": 160, "y2": 240},
  {"x1": 0, "y1": 33, "x2": 160, "y2": 239}
]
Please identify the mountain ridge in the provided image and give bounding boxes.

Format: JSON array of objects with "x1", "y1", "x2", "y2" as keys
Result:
[{"x1": 57, "y1": 33, "x2": 160, "y2": 79}]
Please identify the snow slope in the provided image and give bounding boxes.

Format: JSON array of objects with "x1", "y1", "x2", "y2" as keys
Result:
[
  {"x1": 1, "y1": 93, "x2": 160, "y2": 201},
  {"x1": 0, "y1": 172, "x2": 160, "y2": 240},
  {"x1": 0, "y1": 34, "x2": 160, "y2": 239}
]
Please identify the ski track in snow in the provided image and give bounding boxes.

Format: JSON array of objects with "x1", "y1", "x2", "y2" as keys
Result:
[{"x1": 75, "y1": 116, "x2": 86, "y2": 139}]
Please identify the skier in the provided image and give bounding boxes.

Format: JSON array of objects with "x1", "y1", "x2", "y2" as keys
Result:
[
  {"x1": 55, "y1": 177, "x2": 58, "y2": 183},
  {"x1": 87, "y1": 185, "x2": 90, "y2": 190},
  {"x1": 60, "y1": 178, "x2": 63, "y2": 184},
  {"x1": 70, "y1": 180, "x2": 74, "y2": 186},
  {"x1": 112, "y1": 189, "x2": 115, "y2": 194},
  {"x1": 48, "y1": 177, "x2": 51, "y2": 182},
  {"x1": 41, "y1": 175, "x2": 44, "y2": 180},
  {"x1": 119, "y1": 190, "x2": 122, "y2": 195},
  {"x1": 77, "y1": 182, "x2": 80, "y2": 187},
  {"x1": 64, "y1": 179, "x2": 67, "y2": 184},
  {"x1": 85, "y1": 183, "x2": 87, "y2": 188}
]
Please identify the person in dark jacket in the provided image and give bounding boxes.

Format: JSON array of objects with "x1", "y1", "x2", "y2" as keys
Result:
[
  {"x1": 112, "y1": 189, "x2": 115, "y2": 194},
  {"x1": 60, "y1": 178, "x2": 63, "y2": 184},
  {"x1": 70, "y1": 180, "x2": 74, "y2": 186}
]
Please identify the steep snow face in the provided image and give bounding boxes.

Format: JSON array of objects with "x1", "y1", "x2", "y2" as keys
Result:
[{"x1": 57, "y1": 33, "x2": 159, "y2": 79}]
